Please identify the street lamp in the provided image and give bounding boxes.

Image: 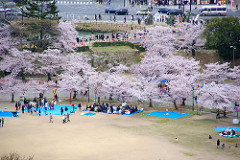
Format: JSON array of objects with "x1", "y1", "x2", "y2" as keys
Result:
[
  {"x1": 192, "y1": 83, "x2": 195, "y2": 111},
  {"x1": 230, "y1": 46, "x2": 236, "y2": 67}
]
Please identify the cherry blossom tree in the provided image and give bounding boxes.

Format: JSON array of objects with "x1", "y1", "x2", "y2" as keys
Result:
[
  {"x1": 0, "y1": 75, "x2": 19, "y2": 102},
  {"x1": 0, "y1": 24, "x2": 18, "y2": 54},
  {"x1": 0, "y1": 48, "x2": 35, "y2": 81},
  {"x1": 88, "y1": 72, "x2": 109, "y2": 104},
  {"x1": 33, "y1": 49, "x2": 63, "y2": 81},
  {"x1": 200, "y1": 62, "x2": 230, "y2": 84},
  {"x1": 228, "y1": 66, "x2": 240, "y2": 85},
  {"x1": 197, "y1": 84, "x2": 233, "y2": 111},
  {"x1": 55, "y1": 21, "x2": 78, "y2": 53},
  {"x1": 143, "y1": 25, "x2": 180, "y2": 57},
  {"x1": 178, "y1": 23, "x2": 205, "y2": 56},
  {"x1": 129, "y1": 77, "x2": 159, "y2": 107},
  {"x1": 101, "y1": 73, "x2": 133, "y2": 103},
  {"x1": 31, "y1": 80, "x2": 55, "y2": 98}
]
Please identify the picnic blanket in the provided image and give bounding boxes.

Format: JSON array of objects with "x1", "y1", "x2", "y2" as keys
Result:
[
  {"x1": 213, "y1": 126, "x2": 240, "y2": 131},
  {"x1": 146, "y1": 111, "x2": 189, "y2": 119},
  {"x1": 0, "y1": 110, "x2": 20, "y2": 117}
]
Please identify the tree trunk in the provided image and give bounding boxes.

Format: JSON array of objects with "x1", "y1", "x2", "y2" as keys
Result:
[
  {"x1": 149, "y1": 98, "x2": 152, "y2": 107},
  {"x1": 173, "y1": 99, "x2": 178, "y2": 110},
  {"x1": 182, "y1": 98, "x2": 186, "y2": 106},
  {"x1": 21, "y1": 68, "x2": 25, "y2": 82},
  {"x1": 47, "y1": 73, "x2": 51, "y2": 81},
  {"x1": 11, "y1": 93, "x2": 14, "y2": 102},
  {"x1": 109, "y1": 94, "x2": 113, "y2": 100},
  {"x1": 192, "y1": 49, "x2": 195, "y2": 57},
  {"x1": 98, "y1": 96, "x2": 100, "y2": 104},
  {"x1": 39, "y1": 93, "x2": 43, "y2": 99}
]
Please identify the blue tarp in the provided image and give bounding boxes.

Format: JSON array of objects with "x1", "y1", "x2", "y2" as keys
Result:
[
  {"x1": 82, "y1": 109, "x2": 141, "y2": 115},
  {"x1": 33, "y1": 105, "x2": 78, "y2": 115},
  {"x1": 83, "y1": 112, "x2": 96, "y2": 116},
  {"x1": 213, "y1": 127, "x2": 240, "y2": 131},
  {"x1": 146, "y1": 111, "x2": 189, "y2": 119},
  {"x1": 139, "y1": 77, "x2": 167, "y2": 83},
  {"x1": 0, "y1": 110, "x2": 20, "y2": 117}
]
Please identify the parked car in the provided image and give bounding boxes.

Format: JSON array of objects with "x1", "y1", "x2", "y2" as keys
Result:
[
  {"x1": 136, "y1": 10, "x2": 151, "y2": 15},
  {"x1": 158, "y1": 8, "x2": 170, "y2": 14},
  {"x1": 105, "y1": 8, "x2": 117, "y2": 14},
  {"x1": 167, "y1": 9, "x2": 183, "y2": 16},
  {"x1": 115, "y1": 8, "x2": 128, "y2": 15}
]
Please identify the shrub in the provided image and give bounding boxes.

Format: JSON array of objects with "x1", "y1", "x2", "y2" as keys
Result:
[
  {"x1": 92, "y1": 41, "x2": 135, "y2": 48},
  {"x1": 76, "y1": 46, "x2": 90, "y2": 52},
  {"x1": 1, "y1": 152, "x2": 34, "y2": 160}
]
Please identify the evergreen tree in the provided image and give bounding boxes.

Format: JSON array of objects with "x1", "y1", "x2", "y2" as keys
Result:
[{"x1": 23, "y1": 0, "x2": 60, "y2": 20}]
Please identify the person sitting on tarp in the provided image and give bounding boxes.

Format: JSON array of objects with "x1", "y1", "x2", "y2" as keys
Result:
[
  {"x1": 222, "y1": 130, "x2": 226, "y2": 135},
  {"x1": 232, "y1": 129, "x2": 236, "y2": 136},
  {"x1": 94, "y1": 106, "x2": 98, "y2": 112}
]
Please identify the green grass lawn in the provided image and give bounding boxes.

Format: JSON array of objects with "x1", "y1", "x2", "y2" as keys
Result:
[{"x1": 129, "y1": 112, "x2": 240, "y2": 158}]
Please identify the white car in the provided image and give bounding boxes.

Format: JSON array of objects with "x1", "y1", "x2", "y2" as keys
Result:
[{"x1": 136, "y1": 10, "x2": 151, "y2": 15}]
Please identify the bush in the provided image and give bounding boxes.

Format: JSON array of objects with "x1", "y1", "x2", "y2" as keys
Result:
[
  {"x1": 76, "y1": 46, "x2": 90, "y2": 52},
  {"x1": 83, "y1": 24, "x2": 90, "y2": 28},
  {"x1": 1, "y1": 153, "x2": 34, "y2": 160}
]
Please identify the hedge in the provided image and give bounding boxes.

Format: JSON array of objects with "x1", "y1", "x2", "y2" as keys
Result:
[
  {"x1": 76, "y1": 46, "x2": 90, "y2": 52},
  {"x1": 92, "y1": 41, "x2": 135, "y2": 48}
]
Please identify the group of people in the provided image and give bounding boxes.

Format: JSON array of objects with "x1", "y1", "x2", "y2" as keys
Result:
[
  {"x1": 16, "y1": 97, "x2": 57, "y2": 116},
  {"x1": 217, "y1": 139, "x2": 238, "y2": 149},
  {"x1": 219, "y1": 128, "x2": 238, "y2": 137},
  {"x1": 85, "y1": 103, "x2": 139, "y2": 115}
]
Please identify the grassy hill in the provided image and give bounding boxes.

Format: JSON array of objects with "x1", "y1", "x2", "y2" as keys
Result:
[{"x1": 176, "y1": 49, "x2": 240, "y2": 67}]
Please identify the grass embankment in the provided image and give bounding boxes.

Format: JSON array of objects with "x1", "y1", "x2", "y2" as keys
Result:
[
  {"x1": 91, "y1": 46, "x2": 142, "y2": 71},
  {"x1": 75, "y1": 22, "x2": 145, "y2": 32},
  {"x1": 176, "y1": 49, "x2": 240, "y2": 67}
]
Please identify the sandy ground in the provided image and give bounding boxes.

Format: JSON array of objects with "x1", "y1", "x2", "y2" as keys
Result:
[{"x1": 0, "y1": 103, "x2": 238, "y2": 160}]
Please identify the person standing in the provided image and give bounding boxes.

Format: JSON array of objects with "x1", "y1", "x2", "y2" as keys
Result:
[
  {"x1": 216, "y1": 109, "x2": 220, "y2": 119},
  {"x1": 131, "y1": 15, "x2": 134, "y2": 21},
  {"x1": 94, "y1": 14, "x2": 97, "y2": 21},
  {"x1": 2, "y1": 117, "x2": 4, "y2": 127},
  {"x1": 124, "y1": 16, "x2": 126, "y2": 23},
  {"x1": 22, "y1": 105, "x2": 24, "y2": 113},
  {"x1": 61, "y1": 107, "x2": 63, "y2": 115},
  {"x1": 217, "y1": 139, "x2": 220, "y2": 149},
  {"x1": 113, "y1": 15, "x2": 116, "y2": 22},
  {"x1": 72, "y1": 104, "x2": 75, "y2": 112},
  {"x1": 45, "y1": 106, "x2": 47, "y2": 115},
  {"x1": 67, "y1": 113, "x2": 70, "y2": 122},
  {"x1": 15, "y1": 102, "x2": 18, "y2": 110},
  {"x1": 62, "y1": 115, "x2": 65, "y2": 124},
  {"x1": 2, "y1": 118, "x2": 4, "y2": 127},
  {"x1": 99, "y1": 14, "x2": 102, "y2": 20},
  {"x1": 78, "y1": 103, "x2": 81, "y2": 112},
  {"x1": 236, "y1": 4, "x2": 238, "y2": 11},
  {"x1": 50, "y1": 113, "x2": 53, "y2": 123},
  {"x1": 0, "y1": 118, "x2": 1, "y2": 128},
  {"x1": 138, "y1": 18, "x2": 141, "y2": 25}
]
